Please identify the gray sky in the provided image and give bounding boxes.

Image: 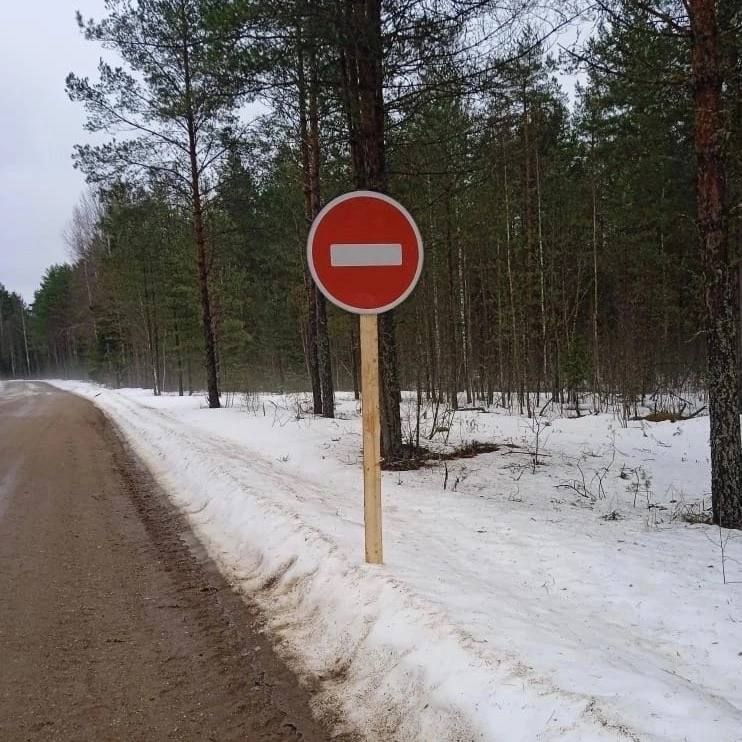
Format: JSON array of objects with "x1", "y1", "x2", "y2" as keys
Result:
[{"x1": 0, "y1": 1, "x2": 106, "y2": 303}]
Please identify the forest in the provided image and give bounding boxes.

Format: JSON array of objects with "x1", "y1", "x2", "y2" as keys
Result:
[{"x1": 1, "y1": 0, "x2": 740, "y2": 526}]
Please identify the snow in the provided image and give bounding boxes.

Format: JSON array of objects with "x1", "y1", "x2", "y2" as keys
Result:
[{"x1": 48, "y1": 380, "x2": 742, "y2": 741}]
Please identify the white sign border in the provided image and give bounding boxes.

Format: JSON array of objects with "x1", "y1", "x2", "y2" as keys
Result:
[{"x1": 306, "y1": 190, "x2": 424, "y2": 315}]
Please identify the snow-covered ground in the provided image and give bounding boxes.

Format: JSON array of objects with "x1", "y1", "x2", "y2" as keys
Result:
[{"x1": 48, "y1": 381, "x2": 742, "y2": 741}]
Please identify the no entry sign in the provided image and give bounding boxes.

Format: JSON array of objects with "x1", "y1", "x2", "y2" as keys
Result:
[
  {"x1": 307, "y1": 191, "x2": 423, "y2": 314},
  {"x1": 307, "y1": 190, "x2": 423, "y2": 565}
]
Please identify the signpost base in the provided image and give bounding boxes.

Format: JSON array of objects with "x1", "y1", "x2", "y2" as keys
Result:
[{"x1": 360, "y1": 314, "x2": 383, "y2": 564}]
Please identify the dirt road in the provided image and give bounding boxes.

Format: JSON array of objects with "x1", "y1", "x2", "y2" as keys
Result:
[{"x1": 0, "y1": 381, "x2": 342, "y2": 741}]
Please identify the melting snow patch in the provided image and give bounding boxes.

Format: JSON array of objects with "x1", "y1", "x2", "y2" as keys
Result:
[{"x1": 48, "y1": 380, "x2": 742, "y2": 741}]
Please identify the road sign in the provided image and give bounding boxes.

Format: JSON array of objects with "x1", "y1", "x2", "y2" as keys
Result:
[
  {"x1": 307, "y1": 191, "x2": 423, "y2": 566},
  {"x1": 307, "y1": 191, "x2": 424, "y2": 315}
]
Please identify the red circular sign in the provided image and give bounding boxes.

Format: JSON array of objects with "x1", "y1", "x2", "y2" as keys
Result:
[{"x1": 307, "y1": 191, "x2": 423, "y2": 314}]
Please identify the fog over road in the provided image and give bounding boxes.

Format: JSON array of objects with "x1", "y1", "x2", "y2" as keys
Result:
[{"x1": 0, "y1": 381, "x2": 339, "y2": 741}]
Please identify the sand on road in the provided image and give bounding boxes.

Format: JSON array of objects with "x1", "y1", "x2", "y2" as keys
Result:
[{"x1": 0, "y1": 381, "x2": 345, "y2": 741}]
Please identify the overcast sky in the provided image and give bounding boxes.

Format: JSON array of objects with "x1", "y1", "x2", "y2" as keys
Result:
[{"x1": 0, "y1": 1, "x2": 106, "y2": 303}]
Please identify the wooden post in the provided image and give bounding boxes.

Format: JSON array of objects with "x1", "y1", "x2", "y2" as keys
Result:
[{"x1": 360, "y1": 313, "x2": 383, "y2": 564}]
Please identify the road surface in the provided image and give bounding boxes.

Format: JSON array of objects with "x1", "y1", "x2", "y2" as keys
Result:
[{"x1": 0, "y1": 381, "x2": 343, "y2": 741}]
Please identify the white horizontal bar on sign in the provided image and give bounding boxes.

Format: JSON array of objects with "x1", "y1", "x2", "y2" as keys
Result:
[{"x1": 330, "y1": 243, "x2": 403, "y2": 267}]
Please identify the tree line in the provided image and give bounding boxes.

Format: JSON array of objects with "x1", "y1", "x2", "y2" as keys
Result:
[{"x1": 2, "y1": 0, "x2": 741, "y2": 527}]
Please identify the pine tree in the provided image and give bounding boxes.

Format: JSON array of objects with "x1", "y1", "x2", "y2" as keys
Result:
[{"x1": 66, "y1": 0, "x2": 252, "y2": 408}]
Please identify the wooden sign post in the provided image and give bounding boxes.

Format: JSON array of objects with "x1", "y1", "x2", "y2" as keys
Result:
[
  {"x1": 307, "y1": 191, "x2": 423, "y2": 564},
  {"x1": 360, "y1": 314, "x2": 382, "y2": 563}
]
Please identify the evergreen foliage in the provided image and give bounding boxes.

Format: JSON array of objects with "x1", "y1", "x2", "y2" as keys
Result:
[{"x1": 3, "y1": 0, "x2": 741, "y2": 525}]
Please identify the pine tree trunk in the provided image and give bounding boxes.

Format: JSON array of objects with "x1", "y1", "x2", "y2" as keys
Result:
[
  {"x1": 445, "y1": 191, "x2": 459, "y2": 409},
  {"x1": 374, "y1": 317, "x2": 399, "y2": 460},
  {"x1": 191, "y1": 169, "x2": 219, "y2": 408},
  {"x1": 535, "y1": 150, "x2": 548, "y2": 401},
  {"x1": 297, "y1": 31, "x2": 323, "y2": 414},
  {"x1": 141, "y1": 270, "x2": 160, "y2": 397},
  {"x1": 308, "y1": 46, "x2": 335, "y2": 418},
  {"x1": 152, "y1": 286, "x2": 162, "y2": 396},
  {"x1": 174, "y1": 307, "x2": 184, "y2": 397},
  {"x1": 20, "y1": 303, "x2": 31, "y2": 377},
  {"x1": 316, "y1": 295, "x2": 334, "y2": 416},
  {"x1": 690, "y1": 0, "x2": 742, "y2": 529},
  {"x1": 592, "y1": 166, "x2": 600, "y2": 400},
  {"x1": 183, "y1": 34, "x2": 219, "y2": 409},
  {"x1": 350, "y1": 317, "x2": 360, "y2": 400},
  {"x1": 343, "y1": 0, "x2": 403, "y2": 461},
  {"x1": 503, "y1": 156, "x2": 519, "y2": 412}
]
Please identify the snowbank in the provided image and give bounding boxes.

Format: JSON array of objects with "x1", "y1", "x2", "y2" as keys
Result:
[{"x1": 49, "y1": 381, "x2": 742, "y2": 741}]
